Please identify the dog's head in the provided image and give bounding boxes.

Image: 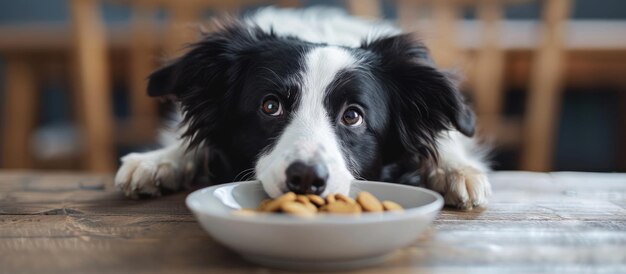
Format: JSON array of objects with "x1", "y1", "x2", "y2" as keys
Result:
[{"x1": 147, "y1": 22, "x2": 474, "y2": 197}]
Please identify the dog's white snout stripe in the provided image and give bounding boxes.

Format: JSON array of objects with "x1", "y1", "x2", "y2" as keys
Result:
[{"x1": 255, "y1": 46, "x2": 357, "y2": 198}]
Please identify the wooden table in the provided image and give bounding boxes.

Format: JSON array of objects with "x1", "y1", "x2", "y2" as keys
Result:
[{"x1": 1, "y1": 171, "x2": 625, "y2": 273}]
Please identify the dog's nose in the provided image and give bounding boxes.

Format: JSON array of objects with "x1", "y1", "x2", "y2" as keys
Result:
[{"x1": 285, "y1": 161, "x2": 328, "y2": 195}]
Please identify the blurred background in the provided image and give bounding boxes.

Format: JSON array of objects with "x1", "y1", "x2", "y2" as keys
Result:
[{"x1": 0, "y1": 0, "x2": 625, "y2": 173}]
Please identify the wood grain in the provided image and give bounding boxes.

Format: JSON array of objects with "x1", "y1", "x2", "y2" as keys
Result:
[{"x1": 1, "y1": 171, "x2": 625, "y2": 273}]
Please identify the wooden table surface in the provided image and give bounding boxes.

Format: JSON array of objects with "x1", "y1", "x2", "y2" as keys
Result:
[{"x1": 1, "y1": 171, "x2": 625, "y2": 273}]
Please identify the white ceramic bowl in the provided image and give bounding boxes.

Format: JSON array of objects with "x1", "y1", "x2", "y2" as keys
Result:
[{"x1": 186, "y1": 180, "x2": 443, "y2": 270}]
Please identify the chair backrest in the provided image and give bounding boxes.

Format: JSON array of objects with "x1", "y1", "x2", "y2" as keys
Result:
[
  {"x1": 391, "y1": 0, "x2": 572, "y2": 171},
  {"x1": 70, "y1": 0, "x2": 297, "y2": 172}
]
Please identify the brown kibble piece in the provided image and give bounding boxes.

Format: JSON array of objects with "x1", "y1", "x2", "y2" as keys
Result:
[
  {"x1": 281, "y1": 201, "x2": 315, "y2": 217},
  {"x1": 295, "y1": 195, "x2": 318, "y2": 212},
  {"x1": 263, "y1": 192, "x2": 297, "y2": 212},
  {"x1": 357, "y1": 191, "x2": 383, "y2": 212},
  {"x1": 304, "y1": 202, "x2": 318, "y2": 212},
  {"x1": 307, "y1": 194, "x2": 325, "y2": 207},
  {"x1": 336, "y1": 193, "x2": 356, "y2": 204},
  {"x1": 325, "y1": 201, "x2": 362, "y2": 214},
  {"x1": 249, "y1": 191, "x2": 402, "y2": 216},
  {"x1": 296, "y1": 195, "x2": 310, "y2": 204},
  {"x1": 382, "y1": 200, "x2": 404, "y2": 211},
  {"x1": 356, "y1": 203, "x2": 363, "y2": 211}
]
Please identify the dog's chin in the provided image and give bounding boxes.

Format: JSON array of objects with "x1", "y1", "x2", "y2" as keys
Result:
[{"x1": 258, "y1": 175, "x2": 286, "y2": 198}]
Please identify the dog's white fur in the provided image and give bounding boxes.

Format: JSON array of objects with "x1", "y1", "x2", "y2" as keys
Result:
[
  {"x1": 114, "y1": 7, "x2": 491, "y2": 209},
  {"x1": 248, "y1": 7, "x2": 400, "y2": 47},
  {"x1": 426, "y1": 131, "x2": 491, "y2": 208},
  {"x1": 115, "y1": 121, "x2": 203, "y2": 198},
  {"x1": 256, "y1": 47, "x2": 357, "y2": 198}
]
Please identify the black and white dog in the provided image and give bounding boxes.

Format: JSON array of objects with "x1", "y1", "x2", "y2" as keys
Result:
[{"x1": 115, "y1": 8, "x2": 491, "y2": 209}]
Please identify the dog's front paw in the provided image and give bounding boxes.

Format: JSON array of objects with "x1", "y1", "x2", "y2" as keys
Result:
[
  {"x1": 114, "y1": 152, "x2": 194, "y2": 198},
  {"x1": 426, "y1": 167, "x2": 491, "y2": 210}
]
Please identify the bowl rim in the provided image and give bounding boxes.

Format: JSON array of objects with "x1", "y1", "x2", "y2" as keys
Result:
[{"x1": 186, "y1": 180, "x2": 444, "y2": 225}]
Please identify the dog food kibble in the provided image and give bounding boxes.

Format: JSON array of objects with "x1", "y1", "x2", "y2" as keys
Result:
[
  {"x1": 326, "y1": 194, "x2": 336, "y2": 203},
  {"x1": 322, "y1": 200, "x2": 362, "y2": 214},
  {"x1": 336, "y1": 193, "x2": 356, "y2": 204},
  {"x1": 295, "y1": 195, "x2": 309, "y2": 203},
  {"x1": 262, "y1": 192, "x2": 296, "y2": 212},
  {"x1": 306, "y1": 194, "x2": 326, "y2": 206},
  {"x1": 235, "y1": 191, "x2": 403, "y2": 217},
  {"x1": 382, "y1": 200, "x2": 404, "y2": 212},
  {"x1": 296, "y1": 195, "x2": 318, "y2": 212},
  {"x1": 357, "y1": 191, "x2": 384, "y2": 212},
  {"x1": 280, "y1": 201, "x2": 316, "y2": 217}
]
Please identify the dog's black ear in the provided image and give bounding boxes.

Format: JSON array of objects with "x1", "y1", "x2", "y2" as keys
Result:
[
  {"x1": 146, "y1": 22, "x2": 271, "y2": 98},
  {"x1": 147, "y1": 63, "x2": 177, "y2": 97},
  {"x1": 453, "y1": 97, "x2": 476, "y2": 137},
  {"x1": 145, "y1": 23, "x2": 273, "y2": 147},
  {"x1": 362, "y1": 34, "x2": 476, "y2": 160},
  {"x1": 442, "y1": 71, "x2": 476, "y2": 137},
  {"x1": 146, "y1": 30, "x2": 234, "y2": 98}
]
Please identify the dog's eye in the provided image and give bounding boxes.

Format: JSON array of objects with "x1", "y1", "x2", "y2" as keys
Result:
[
  {"x1": 261, "y1": 96, "x2": 283, "y2": 116},
  {"x1": 341, "y1": 107, "x2": 363, "y2": 126}
]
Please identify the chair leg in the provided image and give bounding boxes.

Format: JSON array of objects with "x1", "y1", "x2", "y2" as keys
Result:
[
  {"x1": 430, "y1": 0, "x2": 460, "y2": 69},
  {"x1": 1, "y1": 56, "x2": 37, "y2": 169},
  {"x1": 396, "y1": 0, "x2": 421, "y2": 32},
  {"x1": 521, "y1": 0, "x2": 572, "y2": 171},
  {"x1": 70, "y1": 0, "x2": 115, "y2": 172},
  {"x1": 164, "y1": 2, "x2": 201, "y2": 59},
  {"x1": 473, "y1": 0, "x2": 505, "y2": 135}
]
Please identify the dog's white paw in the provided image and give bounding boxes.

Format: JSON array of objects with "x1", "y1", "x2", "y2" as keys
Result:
[
  {"x1": 114, "y1": 152, "x2": 195, "y2": 198},
  {"x1": 426, "y1": 166, "x2": 491, "y2": 210}
]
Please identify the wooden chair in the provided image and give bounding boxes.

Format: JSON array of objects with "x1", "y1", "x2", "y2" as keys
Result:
[
  {"x1": 1, "y1": 56, "x2": 38, "y2": 169},
  {"x1": 70, "y1": 0, "x2": 116, "y2": 172},
  {"x1": 521, "y1": 0, "x2": 571, "y2": 171},
  {"x1": 389, "y1": 0, "x2": 572, "y2": 171},
  {"x1": 1, "y1": 0, "x2": 268, "y2": 171}
]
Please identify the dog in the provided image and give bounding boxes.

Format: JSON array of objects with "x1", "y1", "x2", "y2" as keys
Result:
[{"x1": 114, "y1": 7, "x2": 491, "y2": 209}]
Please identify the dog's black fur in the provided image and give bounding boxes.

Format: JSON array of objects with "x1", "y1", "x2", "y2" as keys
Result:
[{"x1": 147, "y1": 22, "x2": 475, "y2": 186}]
